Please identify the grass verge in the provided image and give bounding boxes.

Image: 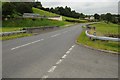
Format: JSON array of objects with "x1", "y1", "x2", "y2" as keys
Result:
[
  {"x1": 0, "y1": 33, "x2": 32, "y2": 40},
  {"x1": 77, "y1": 30, "x2": 119, "y2": 53}
]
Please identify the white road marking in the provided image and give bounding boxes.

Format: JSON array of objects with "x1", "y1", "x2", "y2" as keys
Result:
[
  {"x1": 69, "y1": 47, "x2": 73, "y2": 51},
  {"x1": 51, "y1": 33, "x2": 61, "y2": 38},
  {"x1": 43, "y1": 45, "x2": 76, "y2": 78},
  {"x1": 66, "y1": 50, "x2": 70, "y2": 55},
  {"x1": 11, "y1": 39, "x2": 44, "y2": 50},
  {"x1": 48, "y1": 66, "x2": 57, "y2": 73},
  {"x1": 56, "y1": 59, "x2": 63, "y2": 65},
  {"x1": 72, "y1": 45, "x2": 75, "y2": 48},
  {"x1": 62, "y1": 54, "x2": 67, "y2": 59}
]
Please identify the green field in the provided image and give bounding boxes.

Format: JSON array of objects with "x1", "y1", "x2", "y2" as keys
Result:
[
  {"x1": 77, "y1": 22, "x2": 119, "y2": 53},
  {"x1": 33, "y1": 8, "x2": 87, "y2": 22},
  {"x1": 32, "y1": 7, "x2": 58, "y2": 17},
  {"x1": 89, "y1": 22, "x2": 119, "y2": 36}
]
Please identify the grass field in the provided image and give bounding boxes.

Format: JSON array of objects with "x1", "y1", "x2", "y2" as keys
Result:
[
  {"x1": 89, "y1": 22, "x2": 119, "y2": 36},
  {"x1": 33, "y1": 8, "x2": 87, "y2": 22},
  {"x1": 32, "y1": 7, "x2": 58, "y2": 17},
  {"x1": 77, "y1": 22, "x2": 119, "y2": 53}
]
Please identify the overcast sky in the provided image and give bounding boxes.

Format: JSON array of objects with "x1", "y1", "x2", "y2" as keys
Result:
[{"x1": 38, "y1": 0, "x2": 119, "y2": 15}]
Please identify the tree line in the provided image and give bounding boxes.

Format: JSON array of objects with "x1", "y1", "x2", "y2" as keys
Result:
[
  {"x1": 29, "y1": 1, "x2": 120, "y2": 24},
  {"x1": 94, "y1": 13, "x2": 119, "y2": 24},
  {"x1": 2, "y1": 2, "x2": 33, "y2": 18}
]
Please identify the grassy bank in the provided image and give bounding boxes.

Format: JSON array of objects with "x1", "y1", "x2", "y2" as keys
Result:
[
  {"x1": 2, "y1": 19, "x2": 70, "y2": 32},
  {"x1": 33, "y1": 7, "x2": 87, "y2": 23},
  {"x1": 77, "y1": 22, "x2": 119, "y2": 53}
]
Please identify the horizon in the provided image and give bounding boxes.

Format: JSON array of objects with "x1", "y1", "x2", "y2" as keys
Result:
[{"x1": 39, "y1": 0, "x2": 119, "y2": 15}]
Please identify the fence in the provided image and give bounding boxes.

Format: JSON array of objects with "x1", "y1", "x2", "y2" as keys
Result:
[
  {"x1": 85, "y1": 30, "x2": 120, "y2": 42},
  {"x1": 0, "y1": 26, "x2": 59, "y2": 37},
  {"x1": 0, "y1": 30, "x2": 26, "y2": 36}
]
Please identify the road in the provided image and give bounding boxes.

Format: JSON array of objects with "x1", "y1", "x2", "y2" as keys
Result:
[{"x1": 2, "y1": 23, "x2": 118, "y2": 78}]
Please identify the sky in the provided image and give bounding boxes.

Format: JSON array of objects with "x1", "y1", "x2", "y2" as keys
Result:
[{"x1": 38, "y1": 0, "x2": 119, "y2": 15}]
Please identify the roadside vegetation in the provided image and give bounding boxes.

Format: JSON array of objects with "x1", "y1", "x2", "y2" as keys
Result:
[
  {"x1": 0, "y1": 33, "x2": 32, "y2": 40},
  {"x1": 2, "y1": 19, "x2": 70, "y2": 32},
  {"x1": 77, "y1": 22, "x2": 119, "y2": 53}
]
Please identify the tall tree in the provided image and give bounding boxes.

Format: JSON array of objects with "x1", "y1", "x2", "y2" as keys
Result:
[
  {"x1": 94, "y1": 13, "x2": 100, "y2": 20},
  {"x1": 33, "y1": 1, "x2": 42, "y2": 9}
]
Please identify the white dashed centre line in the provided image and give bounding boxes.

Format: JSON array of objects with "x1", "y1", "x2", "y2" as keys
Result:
[
  {"x1": 66, "y1": 51, "x2": 70, "y2": 55},
  {"x1": 62, "y1": 54, "x2": 67, "y2": 59},
  {"x1": 51, "y1": 33, "x2": 61, "y2": 38},
  {"x1": 48, "y1": 66, "x2": 57, "y2": 73},
  {"x1": 41, "y1": 45, "x2": 76, "y2": 79},
  {"x1": 11, "y1": 39, "x2": 44, "y2": 50},
  {"x1": 56, "y1": 59, "x2": 63, "y2": 65}
]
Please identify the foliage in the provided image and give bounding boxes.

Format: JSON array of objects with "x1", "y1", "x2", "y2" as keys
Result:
[
  {"x1": 32, "y1": 7, "x2": 87, "y2": 22},
  {"x1": 94, "y1": 13, "x2": 100, "y2": 20},
  {"x1": 33, "y1": 1, "x2": 43, "y2": 9},
  {"x1": 41, "y1": 6, "x2": 86, "y2": 19},
  {"x1": 100, "y1": 13, "x2": 119, "y2": 24},
  {"x1": 2, "y1": 2, "x2": 33, "y2": 18}
]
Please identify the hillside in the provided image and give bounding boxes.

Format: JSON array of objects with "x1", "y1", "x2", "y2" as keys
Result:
[
  {"x1": 32, "y1": 7, "x2": 87, "y2": 22},
  {"x1": 32, "y1": 7, "x2": 58, "y2": 17}
]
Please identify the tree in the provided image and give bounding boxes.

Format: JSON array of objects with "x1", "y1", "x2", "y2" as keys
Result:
[
  {"x1": 2, "y1": 2, "x2": 15, "y2": 18},
  {"x1": 33, "y1": 1, "x2": 42, "y2": 9},
  {"x1": 2, "y1": 2, "x2": 33, "y2": 19},
  {"x1": 15, "y1": 2, "x2": 33, "y2": 14},
  {"x1": 94, "y1": 13, "x2": 100, "y2": 20},
  {"x1": 100, "y1": 14, "x2": 106, "y2": 20},
  {"x1": 105, "y1": 13, "x2": 112, "y2": 23},
  {"x1": 79, "y1": 13, "x2": 85, "y2": 19}
]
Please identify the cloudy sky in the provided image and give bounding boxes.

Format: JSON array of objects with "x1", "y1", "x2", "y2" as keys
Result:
[{"x1": 38, "y1": 0, "x2": 119, "y2": 15}]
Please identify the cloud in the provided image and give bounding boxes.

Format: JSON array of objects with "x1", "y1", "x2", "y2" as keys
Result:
[
  {"x1": 39, "y1": 0, "x2": 119, "y2": 15},
  {"x1": 39, "y1": 0, "x2": 119, "y2": 2}
]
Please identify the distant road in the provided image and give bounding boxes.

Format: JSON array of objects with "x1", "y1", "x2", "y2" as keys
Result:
[{"x1": 2, "y1": 23, "x2": 118, "y2": 78}]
